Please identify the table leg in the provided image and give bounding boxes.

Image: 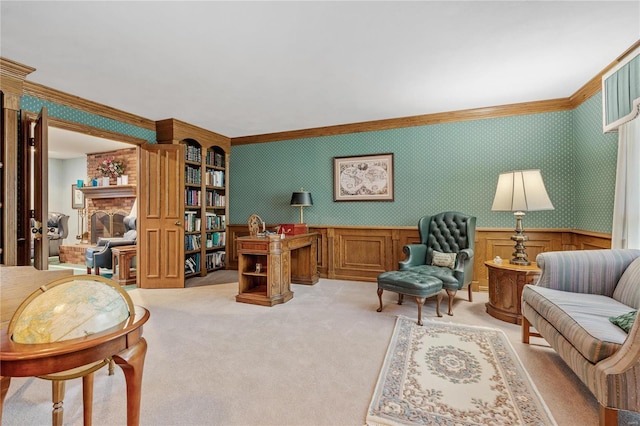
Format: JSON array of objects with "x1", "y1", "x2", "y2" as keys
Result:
[
  {"x1": 83, "y1": 372, "x2": 94, "y2": 425},
  {"x1": 113, "y1": 338, "x2": 147, "y2": 426},
  {"x1": 52, "y1": 380, "x2": 65, "y2": 426},
  {"x1": 0, "y1": 376, "x2": 11, "y2": 424}
]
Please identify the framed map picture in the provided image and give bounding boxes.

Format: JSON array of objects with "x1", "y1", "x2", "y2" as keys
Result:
[
  {"x1": 333, "y1": 153, "x2": 394, "y2": 201},
  {"x1": 71, "y1": 184, "x2": 85, "y2": 209}
]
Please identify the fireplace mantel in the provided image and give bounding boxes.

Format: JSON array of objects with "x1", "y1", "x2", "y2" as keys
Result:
[{"x1": 80, "y1": 185, "x2": 136, "y2": 199}]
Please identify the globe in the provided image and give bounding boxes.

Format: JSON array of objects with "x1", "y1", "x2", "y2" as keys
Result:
[{"x1": 11, "y1": 279, "x2": 131, "y2": 344}]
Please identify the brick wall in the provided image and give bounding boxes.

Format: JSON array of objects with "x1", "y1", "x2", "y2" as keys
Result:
[
  {"x1": 87, "y1": 148, "x2": 137, "y2": 186},
  {"x1": 86, "y1": 148, "x2": 137, "y2": 241}
]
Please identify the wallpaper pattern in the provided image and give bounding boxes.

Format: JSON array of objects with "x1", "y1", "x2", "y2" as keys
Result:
[
  {"x1": 20, "y1": 95, "x2": 156, "y2": 143},
  {"x1": 573, "y1": 92, "x2": 619, "y2": 232},
  {"x1": 230, "y1": 110, "x2": 580, "y2": 229},
  {"x1": 20, "y1": 90, "x2": 618, "y2": 233}
]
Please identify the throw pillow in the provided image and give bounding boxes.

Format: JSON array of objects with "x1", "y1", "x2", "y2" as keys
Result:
[
  {"x1": 431, "y1": 250, "x2": 456, "y2": 269},
  {"x1": 612, "y1": 257, "x2": 640, "y2": 309},
  {"x1": 609, "y1": 310, "x2": 638, "y2": 333}
]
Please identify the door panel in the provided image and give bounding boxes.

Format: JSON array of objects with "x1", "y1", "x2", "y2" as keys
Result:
[
  {"x1": 139, "y1": 144, "x2": 184, "y2": 288},
  {"x1": 32, "y1": 108, "x2": 49, "y2": 269}
]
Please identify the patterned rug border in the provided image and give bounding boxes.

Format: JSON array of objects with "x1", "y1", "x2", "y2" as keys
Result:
[{"x1": 366, "y1": 315, "x2": 557, "y2": 426}]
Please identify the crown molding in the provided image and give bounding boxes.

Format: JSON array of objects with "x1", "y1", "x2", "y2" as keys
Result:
[
  {"x1": 231, "y1": 98, "x2": 573, "y2": 145},
  {"x1": 22, "y1": 81, "x2": 156, "y2": 131}
]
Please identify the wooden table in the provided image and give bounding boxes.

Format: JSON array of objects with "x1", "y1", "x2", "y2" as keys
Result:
[
  {"x1": 111, "y1": 245, "x2": 137, "y2": 285},
  {"x1": 0, "y1": 306, "x2": 149, "y2": 425},
  {"x1": 485, "y1": 260, "x2": 541, "y2": 324},
  {"x1": 236, "y1": 233, "x2": 319, "y2": 306}
]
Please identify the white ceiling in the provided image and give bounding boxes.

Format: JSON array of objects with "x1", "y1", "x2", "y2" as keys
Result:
[
  {"x1": 1, "y1": 1, "x2": 639, "y2": 141},
  {"x1": 47, "y1": 127, "x2": 134, "y2": 159}
]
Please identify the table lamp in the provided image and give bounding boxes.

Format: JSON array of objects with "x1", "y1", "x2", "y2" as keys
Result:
[
  {"x1": 491, "y1": 170, "x2": 554, "y2": 265},
  {"x1": 290, "y1": 189, "x2": 313, "y2": 224}
]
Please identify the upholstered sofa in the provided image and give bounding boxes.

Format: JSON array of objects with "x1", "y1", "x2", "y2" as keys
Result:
[{"x1": 522, "y1": 249, "x2": 640, "y2": 425}]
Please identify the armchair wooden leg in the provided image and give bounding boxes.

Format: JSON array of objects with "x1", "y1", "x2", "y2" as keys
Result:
[
  {"x1": 94, "y1": 266, "x2": 100, "y2": 276},
  {"x1": 436, "y1": 291, "x2": 443, "y2": 317},
  {"x1": 599, "y1": 404, "x2": 618, "y2": 426},
  {"x1": 397, "y1": 293, "x2": 404, "y2": 305},
  {"x1": 87, "y1": 266, "x2": 91, "y2": 274},
  {"x1": 52, "y1": 380, "x2": 65, "y2": 426},
  {"x1": 467, "y1": 284, "x2": 473, "y2": 302},
  {"x1": 376, "y1": 288, "x2": 384, "y2": 313},
  {"x1": 445, "y1": 289, "x2": 456, "y2": 316},
  {"x1": 414, "y1": 297, "x2": 425, "y2": 326}
]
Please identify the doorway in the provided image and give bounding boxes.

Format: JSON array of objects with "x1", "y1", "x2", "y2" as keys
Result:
[{"x1": 27, "y1": 121, "x2": 141, "y2": 271}]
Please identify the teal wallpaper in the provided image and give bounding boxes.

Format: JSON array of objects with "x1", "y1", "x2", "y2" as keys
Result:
[
  {"x1": 230, "y1": 110, "x2": 578, "y2": 229},
  {"x1": 573, "y1": 93, "x2": 619, "y2": 232},
  {"x1": 20, "y1": 95, "x2": 156, "y2": 143},
  {"x1": 20, "y1": 89, "x2": 617, "y2": 233}
]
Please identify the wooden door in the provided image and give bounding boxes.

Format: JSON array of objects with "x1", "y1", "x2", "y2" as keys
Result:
[
  {"x1": 138, "y1": 144, "x2": 184, "y2": 288},
  {"x1": 32, "y1": 108, "x2": 49, "y2": 269}
]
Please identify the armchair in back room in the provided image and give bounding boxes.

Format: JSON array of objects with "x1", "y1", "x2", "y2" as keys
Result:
[
  {"x1": 47, "y1": 212, "x2": 70, "y2": 257},
  {"x1": 85, "y1": 215, "x2": 137, "y2": 276}
]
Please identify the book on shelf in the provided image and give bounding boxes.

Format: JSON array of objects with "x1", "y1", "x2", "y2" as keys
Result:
[
  {"x1": 185, "y1": 234, "x2": 201, "y2": 251},
  {"x1": 205, "y1": 251, "x2": 226, "y2": 269},
  {"x1": 205, "y1": 170, "x2": 224, "y2": 187},
  {"x1": 205, "y1": 231, "x2": 226, "y2": 248},
  {"x1": 185, "y1": 253, "x2": 201, "y2": 274},
  {"x1": 185, "y1": 188, "x2": 202, "y2": 206},
  {"x1": 185, "y1": 165, "x2": 202, "y2": 184},
  {"x1": 184, "y1": 211, "x2": 201, "y2": 232},
  {"x1": 205, "y1": 213, "x2": 225, "y2": 230},
  {"x1": 206, "y1": 151, "x2": 225, "y2": 168},
  {"x1": 185, "y1": 145, "x2": 202, "y2": 163},
  {"x1": 205, "y1": 191, "x2": 225, "y2": 207}
]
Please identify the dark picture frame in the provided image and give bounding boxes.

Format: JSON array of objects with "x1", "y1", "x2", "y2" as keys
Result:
[
  {"x1": 333, "y1": 153, "x2": 394, "y2": 201},
  {"x1": 71, "y1": 184, "x2": 85, "y2": 209}
]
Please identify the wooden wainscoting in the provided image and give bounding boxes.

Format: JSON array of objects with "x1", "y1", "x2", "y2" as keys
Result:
[{"x1": 226, "y1": 225, "x2": 611, "y2": 290}]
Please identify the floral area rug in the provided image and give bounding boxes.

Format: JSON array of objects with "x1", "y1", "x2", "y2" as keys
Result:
[{"x1": 367, "y1": 316, "x2": 556, "y2": 426}]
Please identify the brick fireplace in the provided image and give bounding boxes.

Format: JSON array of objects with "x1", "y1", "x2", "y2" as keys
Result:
[
  {"x1": 85, "y1": 148, "x2": 137, "y2": 243},
  {"x1": 59, "y1": 147, "x2": 137, "y2": 265}
]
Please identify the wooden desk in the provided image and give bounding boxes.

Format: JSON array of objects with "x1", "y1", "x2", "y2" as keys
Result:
[
  {"x1": 111, "y1": 245, "x2": 137, "y2": 285},
  {"x1": 0, "y1": 306, "x2": 149, "y2": 425},
  {"x1": 485, "y1": 260, "x2": 541, "y2": 324},
  {"x1": 236, "y1": 233, "x2": 319, "y2": 306}
]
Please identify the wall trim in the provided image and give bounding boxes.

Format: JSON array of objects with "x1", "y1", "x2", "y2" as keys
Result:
[
  {"x1": 231, "y1": 98, "x2": 574, "y2": 145},
  {"x1": 22, "y1": 81, "x2": 156, "y2": 131},
  {"x1": 22, "y1": 112, "x2": 148, "y2": 147}
]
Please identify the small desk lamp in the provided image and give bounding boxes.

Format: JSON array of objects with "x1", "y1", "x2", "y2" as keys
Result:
[
  {"x1": 491, "y1": 170, "x2": 554, "y2": 265},
  {"x1": 290, "y1": 189, "x2": 313, "y2": 224}
]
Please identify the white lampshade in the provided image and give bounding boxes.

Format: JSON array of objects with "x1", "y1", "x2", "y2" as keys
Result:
[{"x1": 491, "y1": 170, "x2": 554, "y2": 212}]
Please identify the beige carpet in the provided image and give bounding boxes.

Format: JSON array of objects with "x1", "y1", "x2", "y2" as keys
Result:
[{"x1": 1, "y1": 277, "x2": 607, "y2": 425}]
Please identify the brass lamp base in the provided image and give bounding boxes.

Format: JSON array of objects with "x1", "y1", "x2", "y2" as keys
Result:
[{"x1": 510, "y1": 212, "x2": 531, "y2": 266}]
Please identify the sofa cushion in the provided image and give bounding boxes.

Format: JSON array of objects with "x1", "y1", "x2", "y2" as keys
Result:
[
  {"x1": 522, "y1": 285, "x2": 631, "y2": 363},
  {"x1": 609, "y1": 310, "x2": 638, "y2": 333},
  {"x1": 612, "y1": 257, "x2": 640, "y2": 309},
  {"x1": 431, "y1": 250, "x2": 456, "y2": 268}
]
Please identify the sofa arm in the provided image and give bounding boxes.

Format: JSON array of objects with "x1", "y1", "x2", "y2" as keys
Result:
[
  {"x1": 535, "y1": 249, "x2": 640, "y2": 296},
  {"x1": 593, "y1": 313, "x2": 640, "y2": 412},
  {"x1": 399, "y1": 244, "x2": 427, "y2": 270}
]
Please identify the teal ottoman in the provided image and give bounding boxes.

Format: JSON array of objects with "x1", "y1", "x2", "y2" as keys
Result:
[{"x1": 377, "y1": 270, "x2": 443, "y2": 325}]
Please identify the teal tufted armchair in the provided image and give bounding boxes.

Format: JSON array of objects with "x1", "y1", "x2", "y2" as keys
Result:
[{"x1": 400, "y1": 212, "x2": 476, "y2": 315}]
